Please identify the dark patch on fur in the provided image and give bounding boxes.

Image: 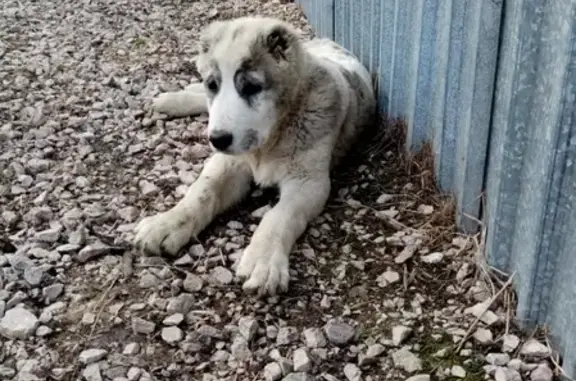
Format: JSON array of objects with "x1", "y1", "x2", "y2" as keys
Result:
[{"x1": 242, "y1": 129, "x2": 259, "y2": 151}]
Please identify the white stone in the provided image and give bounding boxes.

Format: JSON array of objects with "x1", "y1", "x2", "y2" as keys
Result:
[
  {"x1": 450, "y1": 365, "x2": 466, "y2": 378},
  {"x1": 83, "y1": 364, "x2": 103, "y2": 381},
  {"x1": 519, "y1": 339, "x2": 551, "y2": 358},
  {"x1": 264, "y1": 362, "x2": 283, "y2": 381},
  {"x1": 161, "y1": 326, "x2": 183, "y2": 344},
  {"x1": 530, "y1": 364, "x2": 553, "y2": 381},
  {"x1": 293, "y1": 348, "x2": 311, "y2": 372},
  {"x1": 0, "y1": 307, "x2": 39, "y2": 340},
  {"x1": 392, "y1": 325, "x2": 412, "y2": 346},
  {"x1": 473, "y1": 328, "x2": 493, "y2": 344},
  {"x1": 406, "y1": 375, "x2": 431, "y2": 381},
  {"x1": 343, "y1": 363, "x2": 362, "y2": 381},
  {"x1": 303, "y1": 328, "x2": 327, "y2": 348},
  {"x1": 502, "y1": 334, "x2": 520, "y2": 352},
  {"x1": 421, "y1": 252, "x2": 444, "y2": 264},
  {"x1": 392, "y1": 347, "x2": 422, "y2": 373},
  {"x1": 238, "y1": 316, "x2": 259, "y2": 341},
  {"x1": 79, "y1": 348, "x2": 108, "y2": 364},
  {"x1": 464, "y1": 301, "x2": 499, "y2": 325}
]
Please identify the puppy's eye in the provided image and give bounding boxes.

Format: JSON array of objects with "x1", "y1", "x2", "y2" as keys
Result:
[
  {"x1": 206, "y1": 78, "x2": 219, "y2": 93},
  {"x1": 241, "y1": 82, "x2": 263, "y2": 97}
]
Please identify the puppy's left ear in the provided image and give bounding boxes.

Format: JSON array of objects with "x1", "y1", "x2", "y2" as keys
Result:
[{"x1": 265, "y1": 24, "x2": 298, "y2": 60}]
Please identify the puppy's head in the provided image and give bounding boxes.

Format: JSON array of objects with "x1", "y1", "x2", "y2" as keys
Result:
[{"x1": 196, "y1": 17, "x2": 303, "y2": 154}]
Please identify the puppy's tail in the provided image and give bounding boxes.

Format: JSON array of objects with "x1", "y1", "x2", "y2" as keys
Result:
[{"x1": 152, "y1": 84, "x2": 208, "y2": 117}]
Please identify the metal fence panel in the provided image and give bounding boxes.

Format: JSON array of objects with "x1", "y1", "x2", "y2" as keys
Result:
[{"x1": 485, "y1": 0, "x2": 576, "y2": 374}]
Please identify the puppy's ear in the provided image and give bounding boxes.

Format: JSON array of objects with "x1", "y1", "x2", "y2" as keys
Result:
[
  {"x1": 265, "y1": 24, "x2": 297, "y2": 60},
  {"x1": 199, "y1": 20, "x2": 227, "y2": 54}
]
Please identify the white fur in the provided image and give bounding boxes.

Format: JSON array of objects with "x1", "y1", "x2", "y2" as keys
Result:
[{"x1": 134, "y1": 17, "x2": 376, "y2": 296}]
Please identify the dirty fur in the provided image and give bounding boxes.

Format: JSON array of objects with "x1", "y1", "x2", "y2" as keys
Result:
[{"x1": 134, "y1": 17, "x2": 376, "y2": 296}]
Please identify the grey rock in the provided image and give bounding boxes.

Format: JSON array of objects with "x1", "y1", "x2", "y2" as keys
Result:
[
  {"x1": 277, "y1": 326, "x2": 299, "y2": 345},
  {"x1": 123, "y1": 343, "x2": 140, "y2": 355},
  {"x1": 392, "y1": 325, "x2": 412, "y2": 346},
  {"x1": 450, "y1": 365, "x2": 466, "y2": 378},
  {"x1": 324, "y1": 322, "x2": 355, "y2": 346},
  {"x1": 0, "y1": 306, "x2": 39, "y2": 339},
  {"x1": 358, "y1": 343, "x2": 385, "y2": 365},
  {"x1": 494, "y1": 367, "x2": 522, "y2": 381},
  {"x1": 77, "y1": 243, "x2": 110, "y2": 263},
  {"x1": 161, "y1": 326, "x2": 183, "y2": 344},
  {"x1": 264, "y1": 362, "x2": 283, "y2": 381},
  {"x1": 166, "y1": 293, "x2": 194, "y2": 314},
  {"x1": 163, "y1": 313, "x2": 184, "y2": 326},
  {"x1": 486, "y1": 353, "x2": 510, "y2": 366},
  {"x1": 79, "y1": 348, "x2": 108, "y2": 364},
  {"x1": 421, "y1": 252, "x2": 444, "y2": 263},
  {"x1": 209, "y1": 266, "x2": 233, "y2": 285},
  {"x1": 23, "y1": 266, "x2": 44, "y2": 286},
  {"x1": 281, "y1": 373, "x2": 313, "y2": 381},
  {"x1": 343, "y1": 363, "x2": 362, "y2": 381},
  {"x1": 183, "y1": 273, "x2": 204, "y2": 292},
  {"x1": 406, "y1": 375, "x2": 431, "y2": 381},
  {"x1": 293, "y1": 348, "x2": 311, "y2": 372},
  {"x1": 530, "y1": 364, "x2": 553, "y2": 381},
  {"x1": 473, "y1": 328, "x2": 493, "y2": 344},
  {"x1": 43, "y1": 283, "x2": 64, "y2": 302},
  {"x1": 82, "y1": 363, "x2": 103, "y2": 381},
  {"x1": 520, "y1": 339, "x2": 551, "y2": 359},
  {"x1": 132, "y1": 317, "x2": 155, "y2": 334},
  {"x1": 36, "y1": 325, "x2": 52, "y2": 337},
  {"x1": 303, "y1": 328, "x2": 327, "y2": 348},
  {"x1": 392, "y1": 347, "x2": 422, "y2": 373},
  {"x1": 502, "y1": 334, "x2": 520, "y2": 352},
  {"x1": 230, "y1": 335, "x2": 251, "y2": 361},
  {"x1": 238, "y1": 316, "x2": 259, "y2": 341}
]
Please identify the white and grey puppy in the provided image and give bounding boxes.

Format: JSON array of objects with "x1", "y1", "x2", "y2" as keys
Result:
[{"x1": 134, "y1": 17, "x2": 376, "y2": 296}]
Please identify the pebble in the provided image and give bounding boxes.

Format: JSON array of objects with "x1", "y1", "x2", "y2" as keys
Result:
[
  {"x1": 161, "y1": 326, "x2": 183, "y2": 344},
  {"x1": 264, "y1": 362, "x2": 283, "y2": 381},
  {"x1": 281, "y1": 373, "x2": 313, "y2": 381},
  {"x1": 42, "y1": 283, "x2": 64, "y2": 302},
  {"x1": 486, "y1": 353, "x2": 510, "y2": 366},
  {"x1": 376, "y1": 270, "x2": 400, "y2": 287},
  {"x1": 77, "y1": 243, "x2": 111, "y2": 263},
  {"x1": 132, "y1": 317, "x2": 156, "y2": 334},
  {"x1": 36, "y1": 325, "x2": 52, "y2": 337},
  {"x1": 209, "y1": 266, "x2": 233, "y2": 285},
  {"x1": 494, "y1": 367, "x2": 522, "y2": 381},
  {"x1": 502, "y1": 334, "x2": 520, "y2": 352},
  {"x1": 324, "y1": 322, "x2": 355, "y2": 346},
  {"x1": 421, "y1": 252, "x2": 444, "y2": 263},
  {"x1": 79, "y1": 348, "x2": 108, "y2": 364},
  {"x1": 231, "y1": 336, "x2": 252, "y2": 361},
  {"x1": 392, "y1": 325, "x2": 412, "y2": 346},
  {"x1": 183, "y1": 273, "x2": 204, "y2": 292},
  {"x1": 83, "y1": 363, "x2": 103, "y2": 381},
  {"x1": 161, "y1": 312, "x2": 182, "y2": 325},
  {"x1": 277, "y1": 326, "x2": 299, "y2": 345},
  {"x1": 293, "y1": 348, "x2": 311, "y2": 372},
  {"x1": 464, "y1": 301, "x2": 499, "y2": 325},
  {"x1": 406, "y1": 375, "x2": 431, "y2": 381},
  {"x1": 358, "y1": 343, "x2": 385, "y2": 365},
  {"x1": 519, "y1": 338, "x2": 551, "y2": 359},
  {"x1": 23, "y1": 266, "x2": 44, "y2": 286},
  {"x1": 140, "y1": 180, "x2": 160, "y2": 196},
  {"x1": 343, "y1": 363, "x2": 362, "y2": 381},
  {"x1": 238, "y1": 316, "x2": 259, "y2": 341},
  {"x1": 450, "y1": 365, "x2": 466, "y2": 378},
  {"x1": 530, "y1": 363, "x2": 553, "y2": 381},
  {"x1": 0, "y1": 306, "x2": 39, "y2": 340},
  {"x1": 392, "y1": 347, "x2": 422, "y2": 373},
  {"x1": 303, "y1": 328, "x2": 327, "y2": 348},
  {"x1": 473, "y1": 327, "x2": 493, "y2": 344},
  {"x1": 123, "y1": 343, "x2": 140, "y2": 355}
]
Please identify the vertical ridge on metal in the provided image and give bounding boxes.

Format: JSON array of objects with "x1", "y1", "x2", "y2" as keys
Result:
[{"x1": 486, "y1": 0, "x2": 576, "y2": 374}]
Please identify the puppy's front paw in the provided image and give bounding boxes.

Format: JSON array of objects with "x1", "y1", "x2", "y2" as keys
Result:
[
  {"x1": 133, "y1": 209, "x2": 196, "y2": 256},
  {"x1": 151, "y1": 92, "x2": 177, "y2": 114},
  {"x1": 236, "y1": 244, "x2": 290, "y2": 296}
]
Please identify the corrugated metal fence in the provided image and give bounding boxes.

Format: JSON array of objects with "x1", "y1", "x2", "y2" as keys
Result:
[{"x1": 297, "y1": 0, "x2": 576, "y2": 376}]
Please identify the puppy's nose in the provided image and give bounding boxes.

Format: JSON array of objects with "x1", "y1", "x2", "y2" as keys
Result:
[{"x1": 209, "y1": 131, "x2": 233, "y2": 151}]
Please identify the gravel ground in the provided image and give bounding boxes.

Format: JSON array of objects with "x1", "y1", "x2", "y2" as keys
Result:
[{"x1": 0, "y1": 0, "x2": 561, "y2": 380}]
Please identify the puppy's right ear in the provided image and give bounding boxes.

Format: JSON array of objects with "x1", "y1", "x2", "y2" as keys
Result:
[{"x1": 199, "y1": 20, "x2": 227, "y2": 54}]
